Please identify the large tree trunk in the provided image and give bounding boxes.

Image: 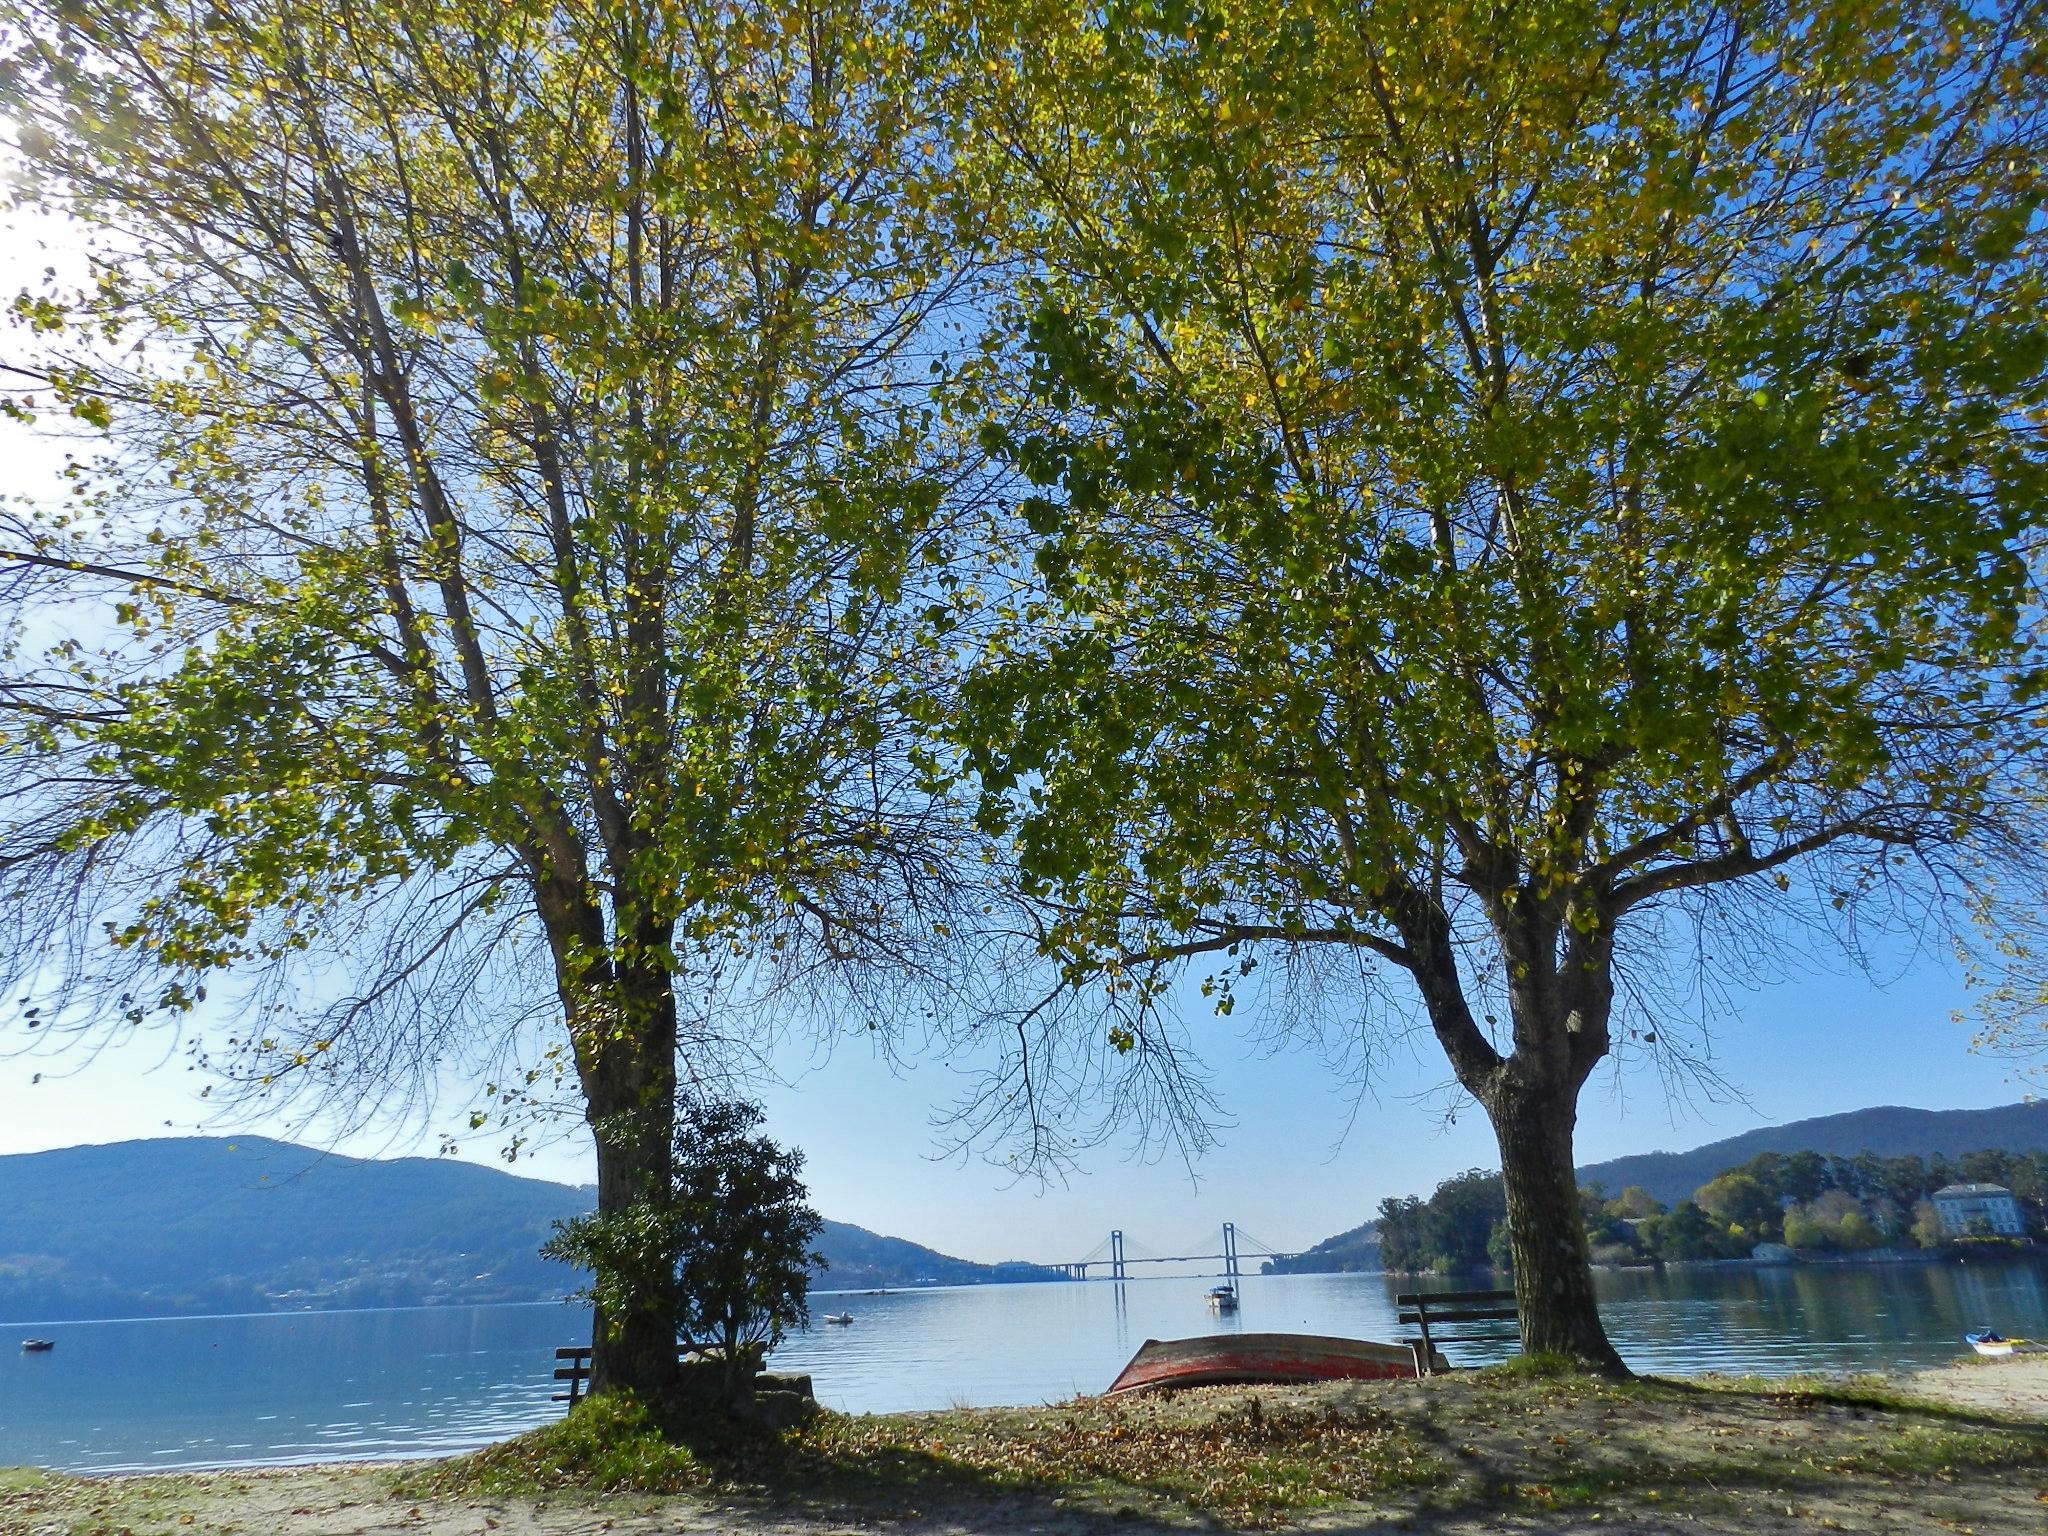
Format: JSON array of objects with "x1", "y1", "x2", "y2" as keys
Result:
[
  {"x1": 1486, "y1": 1074, "x2": 1628, "y2": 1375},
  {"x1": 533, "y1": 865, "x2": 684, "y2": 1401},
  {"x1": 583, "y1": 957, "x2": 682, "y2": 1400},
  {"x1": 1402, "y1": 891, "x2": 1628, "y2": 1374},
  {"x1": 586, "y1": 1071, "x2": 681, "y2": 1401}
]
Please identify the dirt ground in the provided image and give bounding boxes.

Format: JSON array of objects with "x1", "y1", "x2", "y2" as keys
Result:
[
  {"x1": 1893, "y1": 1352, "x2": 2048, "y2": 1419},
  {"x1": 4, "y1": 1358, "x2": 2045, "y2": 1536}
]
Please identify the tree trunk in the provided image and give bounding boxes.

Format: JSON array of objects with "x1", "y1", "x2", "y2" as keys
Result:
[
  {"x1": 586, "y1": 1100, "x2": 681, "y2": 1400},
  {"x1": 1402, "y1": 877, "x2": 1626, "y2": 1374},
  {"x1": 1487, "y1": 1078, "x2": 1628, "y2": 1375},
  {"x1": 581, "y1": 961, "x2": 683, "y2": 1402}
]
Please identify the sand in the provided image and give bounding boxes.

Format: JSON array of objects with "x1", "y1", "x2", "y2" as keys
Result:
[
  {"x1": 1895, "y1": 1352, "x2": 2048, "y2": 1419},
  {"x1": 4, "y1": 1359, "x2": 2045, "y2": 1536}
]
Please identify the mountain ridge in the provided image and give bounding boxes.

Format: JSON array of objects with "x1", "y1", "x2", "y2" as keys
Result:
[{"x1": 0, "y1": 1135, "x2": 1049, "y2": 1323}]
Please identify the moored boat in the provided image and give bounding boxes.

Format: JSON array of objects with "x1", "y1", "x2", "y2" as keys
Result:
[
  {"x1": 823, "y1": 1312, "x2": 854, "y2": 1326},
  {"x1": 1205, "y1": 1284, "x2": 1239, "y2": 1311},
  {"x1": 1106, "y1": 1331, "x2": 1443, "y2": 1394},
  {"x1": 1966, "y1": 1329, "x2": 2045, "y2": 1358},
  {"x1": 20, "y1": 1338, "x2": 54, "y2": 1352}
]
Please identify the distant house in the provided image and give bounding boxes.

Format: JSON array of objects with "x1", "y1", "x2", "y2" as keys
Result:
[{"x1": 1930, "y1": 1183, "x2": 2026, "y2": 1238}]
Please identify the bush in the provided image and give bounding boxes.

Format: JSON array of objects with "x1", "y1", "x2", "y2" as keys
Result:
[
  {"x1": 409, "y1": 1393, "x2": 706, "y2": 1497},
  {"x1": 545, "y1": 1099, "x2": 824, "y2": 1407},
  {"x1": 1642, "y1": 1200, "x2": 1744, "y2": 1261},
  {"x1": 1782, "y1": 1192, "x2": 1885, "y2": 1252}
]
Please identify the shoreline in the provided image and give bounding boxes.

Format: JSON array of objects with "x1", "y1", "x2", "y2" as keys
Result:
[
  {"x1": 1353, "y1": 1243, "x2": 2047, "y2": 1279},
  {"x1": 5, "y1": 1358, "x2": 2044, "y2": 1535},
  {"x1": 16, "y1": 1246, "x2": 2045, "y2": 1329}
]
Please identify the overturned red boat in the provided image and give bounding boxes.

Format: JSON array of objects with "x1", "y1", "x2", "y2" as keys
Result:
[{"x1": 1105, "y1": 1331, "x2": 1444, "y2": 1394}]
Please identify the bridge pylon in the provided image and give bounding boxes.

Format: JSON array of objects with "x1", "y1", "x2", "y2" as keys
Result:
[
  {"x1": 1110, "y1": 1229, "x2": 1126, "y2": 1282},
  {"x1": 1223, "y1": 1221, "x2": 1239, "y2": 1283}
]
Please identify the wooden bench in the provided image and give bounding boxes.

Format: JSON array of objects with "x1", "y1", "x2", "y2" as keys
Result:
[
  {"x1": 554, "y1": 1344, "x2": 712, "y2": 1405},
  {"x1": 552, "y1": 1341, "x2": 759, "y2": 1406},
  {"x1": 554, "y1": 1345, "x2": 595, "y2": 1405},
  {"x1": 1394, "y1": 1288, "x2": 1520, "y2": 1376}
]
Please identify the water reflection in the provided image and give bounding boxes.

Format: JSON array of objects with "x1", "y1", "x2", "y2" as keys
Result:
[{"x1": 5, "y1": 1255, "x2": 2044, "y2": 1473}]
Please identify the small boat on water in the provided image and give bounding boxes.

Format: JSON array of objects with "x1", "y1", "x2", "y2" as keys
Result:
[
  {"x1": 1106, "y1": 1332, "x2": 1442, "y2": 1394},
  {"x1": 20, "y1": 1339, "x2": 54, "y2": 1352},
  {"x1": 1966, "y1": 1329, "x2": 2045, "y2": 1358},
  {"x1": 823, "y1": 1313, "x2": 854, "y2": 1326},
  {"x1": 1205, "y1": 1284, "x2": 1240, "y2": 1311}
]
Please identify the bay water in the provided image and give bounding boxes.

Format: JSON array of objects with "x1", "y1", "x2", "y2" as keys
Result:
[{"x1": 4, "y1": 1257, "x2": 2045, "y2": 1473}]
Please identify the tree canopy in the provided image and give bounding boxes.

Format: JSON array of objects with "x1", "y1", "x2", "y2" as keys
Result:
[
  {"x1": 949, "y1": 0, "x2": 2048, "y2": 1364},
  {"x1": 0, "y1": 0, "x2": 977, "y2": 1395},
  {"x1": 5, "y1": 0, "x2": 2048, "y2": 1381}
]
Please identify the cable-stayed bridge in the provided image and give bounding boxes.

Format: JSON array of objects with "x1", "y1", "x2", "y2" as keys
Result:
[{"x1": 1041, "y1": 1224, "x2": 1300, "y2": 1281}]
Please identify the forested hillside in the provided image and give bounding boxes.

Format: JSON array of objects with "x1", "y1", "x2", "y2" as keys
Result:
[
  {"x1": 0, "y1": 1137, "x2": 1038, "y2": 1321},
  {"x1": 1263, "y1": 1220, "x2": 1381, "y2": 1275},
  {"x1": 1575, "y1": 1103, "x2": 2048, "y2": 1210},
  {"x1": 1280, "y1": 1103, "x2": 2048, "y2": 1274}
]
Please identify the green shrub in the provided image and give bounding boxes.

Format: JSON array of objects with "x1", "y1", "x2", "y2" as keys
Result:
[{"x1": 406, "y1": 1393, "x2": 707, "y2": 1497}]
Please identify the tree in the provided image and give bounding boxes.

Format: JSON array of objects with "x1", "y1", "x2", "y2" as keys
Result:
[
  {"x1": 671, "y1": 1101, "x2": 823, "y2": 1400},
  {"x1": 1640, "y1": 1200, "x2": 1738, "y2": 1261},
  {"x1": 1784, "y1": 1153, "x2": 1831, "y2": 1205},
  {"x1": 0, "y1": 0, "x2": 974, "y2": 1397},
  {"x1": 1611, "y1": 1187, "x2": 1665, "y2": 1220},
  {"x1": 1782, "y1": 1190, "x2": 1880, "y2": 1251},
  {"x1": 1486, "y1": 1216, "x2": 1516, "y2": 1273},
  {"x1": 1372, "y1": 1171, "x2": 1505, "y2": 1271},
  {"x1": 1872, "y1": 1156, "x2": 1931, "y2": 1217},
  {"x1": 1424, "y1": 1169, "x2": 1508, "y2": 1271},
  {"x1": 1910, "y1": 1198, "x2": 1946, "y2": 1249},
  {"x1": 1582, "y1": 1184, "x2": 1647, "y2": 1259},
  {"x1": 1962, "y1": 841, "x2": 2048, "y2": 1087},
  {"x1": 1694, "y1": 1172, "x2": 1781, "y2": 1244},
  {"x1": 951, "y1": 0, "x2": 2048, "y2": 1368},
  {"x1": 545, "y1": 1098, "x2": 823, "y2": 1408},
  {"x1": 1374, "y1": 1195, "x2": 1428, "y2": 1273}
]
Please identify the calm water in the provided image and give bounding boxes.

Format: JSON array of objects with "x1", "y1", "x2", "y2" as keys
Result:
[{"x1": 4, "y1": 1258, "x2": 2045, "y2": 1473}]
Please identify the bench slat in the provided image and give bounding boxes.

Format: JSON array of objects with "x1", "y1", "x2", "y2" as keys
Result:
[
  {"x1": 1420, "y1": 1333, "x2": 1522, "y2": 1345},
  {"x1": 556, "y1": 1343, "x2": 704, "y2": 1359},
  {"x1": 1398, "y1": 1307, "x2": 1521, "y2": 1325},
  {"x1": 1394, "y1": 1290, "x2": 1516, "y2": 1305}
]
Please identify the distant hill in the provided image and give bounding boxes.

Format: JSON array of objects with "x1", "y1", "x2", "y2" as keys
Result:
[
  {"x1": 1276, "y1": 1101, "x2": 2048, "y2": 1273},
  {"x1": 1262, "y1": 1218, "x2": 1379, "y2": 1276},
  {"x1": 811, "y1": 1219, "x2": 1038, "y2": 1292},
  {"x1": 1576, "y1": 1101, "x2": 2048, "y2": 1210},
  {"x1": 0, "y1": 1136, "x2": 1048, "y2": 1323}
]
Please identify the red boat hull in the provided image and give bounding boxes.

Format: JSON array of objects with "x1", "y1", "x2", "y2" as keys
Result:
[{"x1": 1105, "y1": 1331, "x2": 1440, "y2": 1394}]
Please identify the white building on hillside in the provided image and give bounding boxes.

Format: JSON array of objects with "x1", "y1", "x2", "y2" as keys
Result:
[{"x1": 1930, "y1": 1183, "x2": 2026, "y2": 1238}]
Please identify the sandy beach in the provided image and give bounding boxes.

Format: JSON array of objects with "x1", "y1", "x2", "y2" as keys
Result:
[
  {"x1": 1887, "y1": 1351, "x2": 2048, "y2": 1418},
  {"x1": 4, "y1": 1359, "x2": 2045, "y2": 1536}
]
